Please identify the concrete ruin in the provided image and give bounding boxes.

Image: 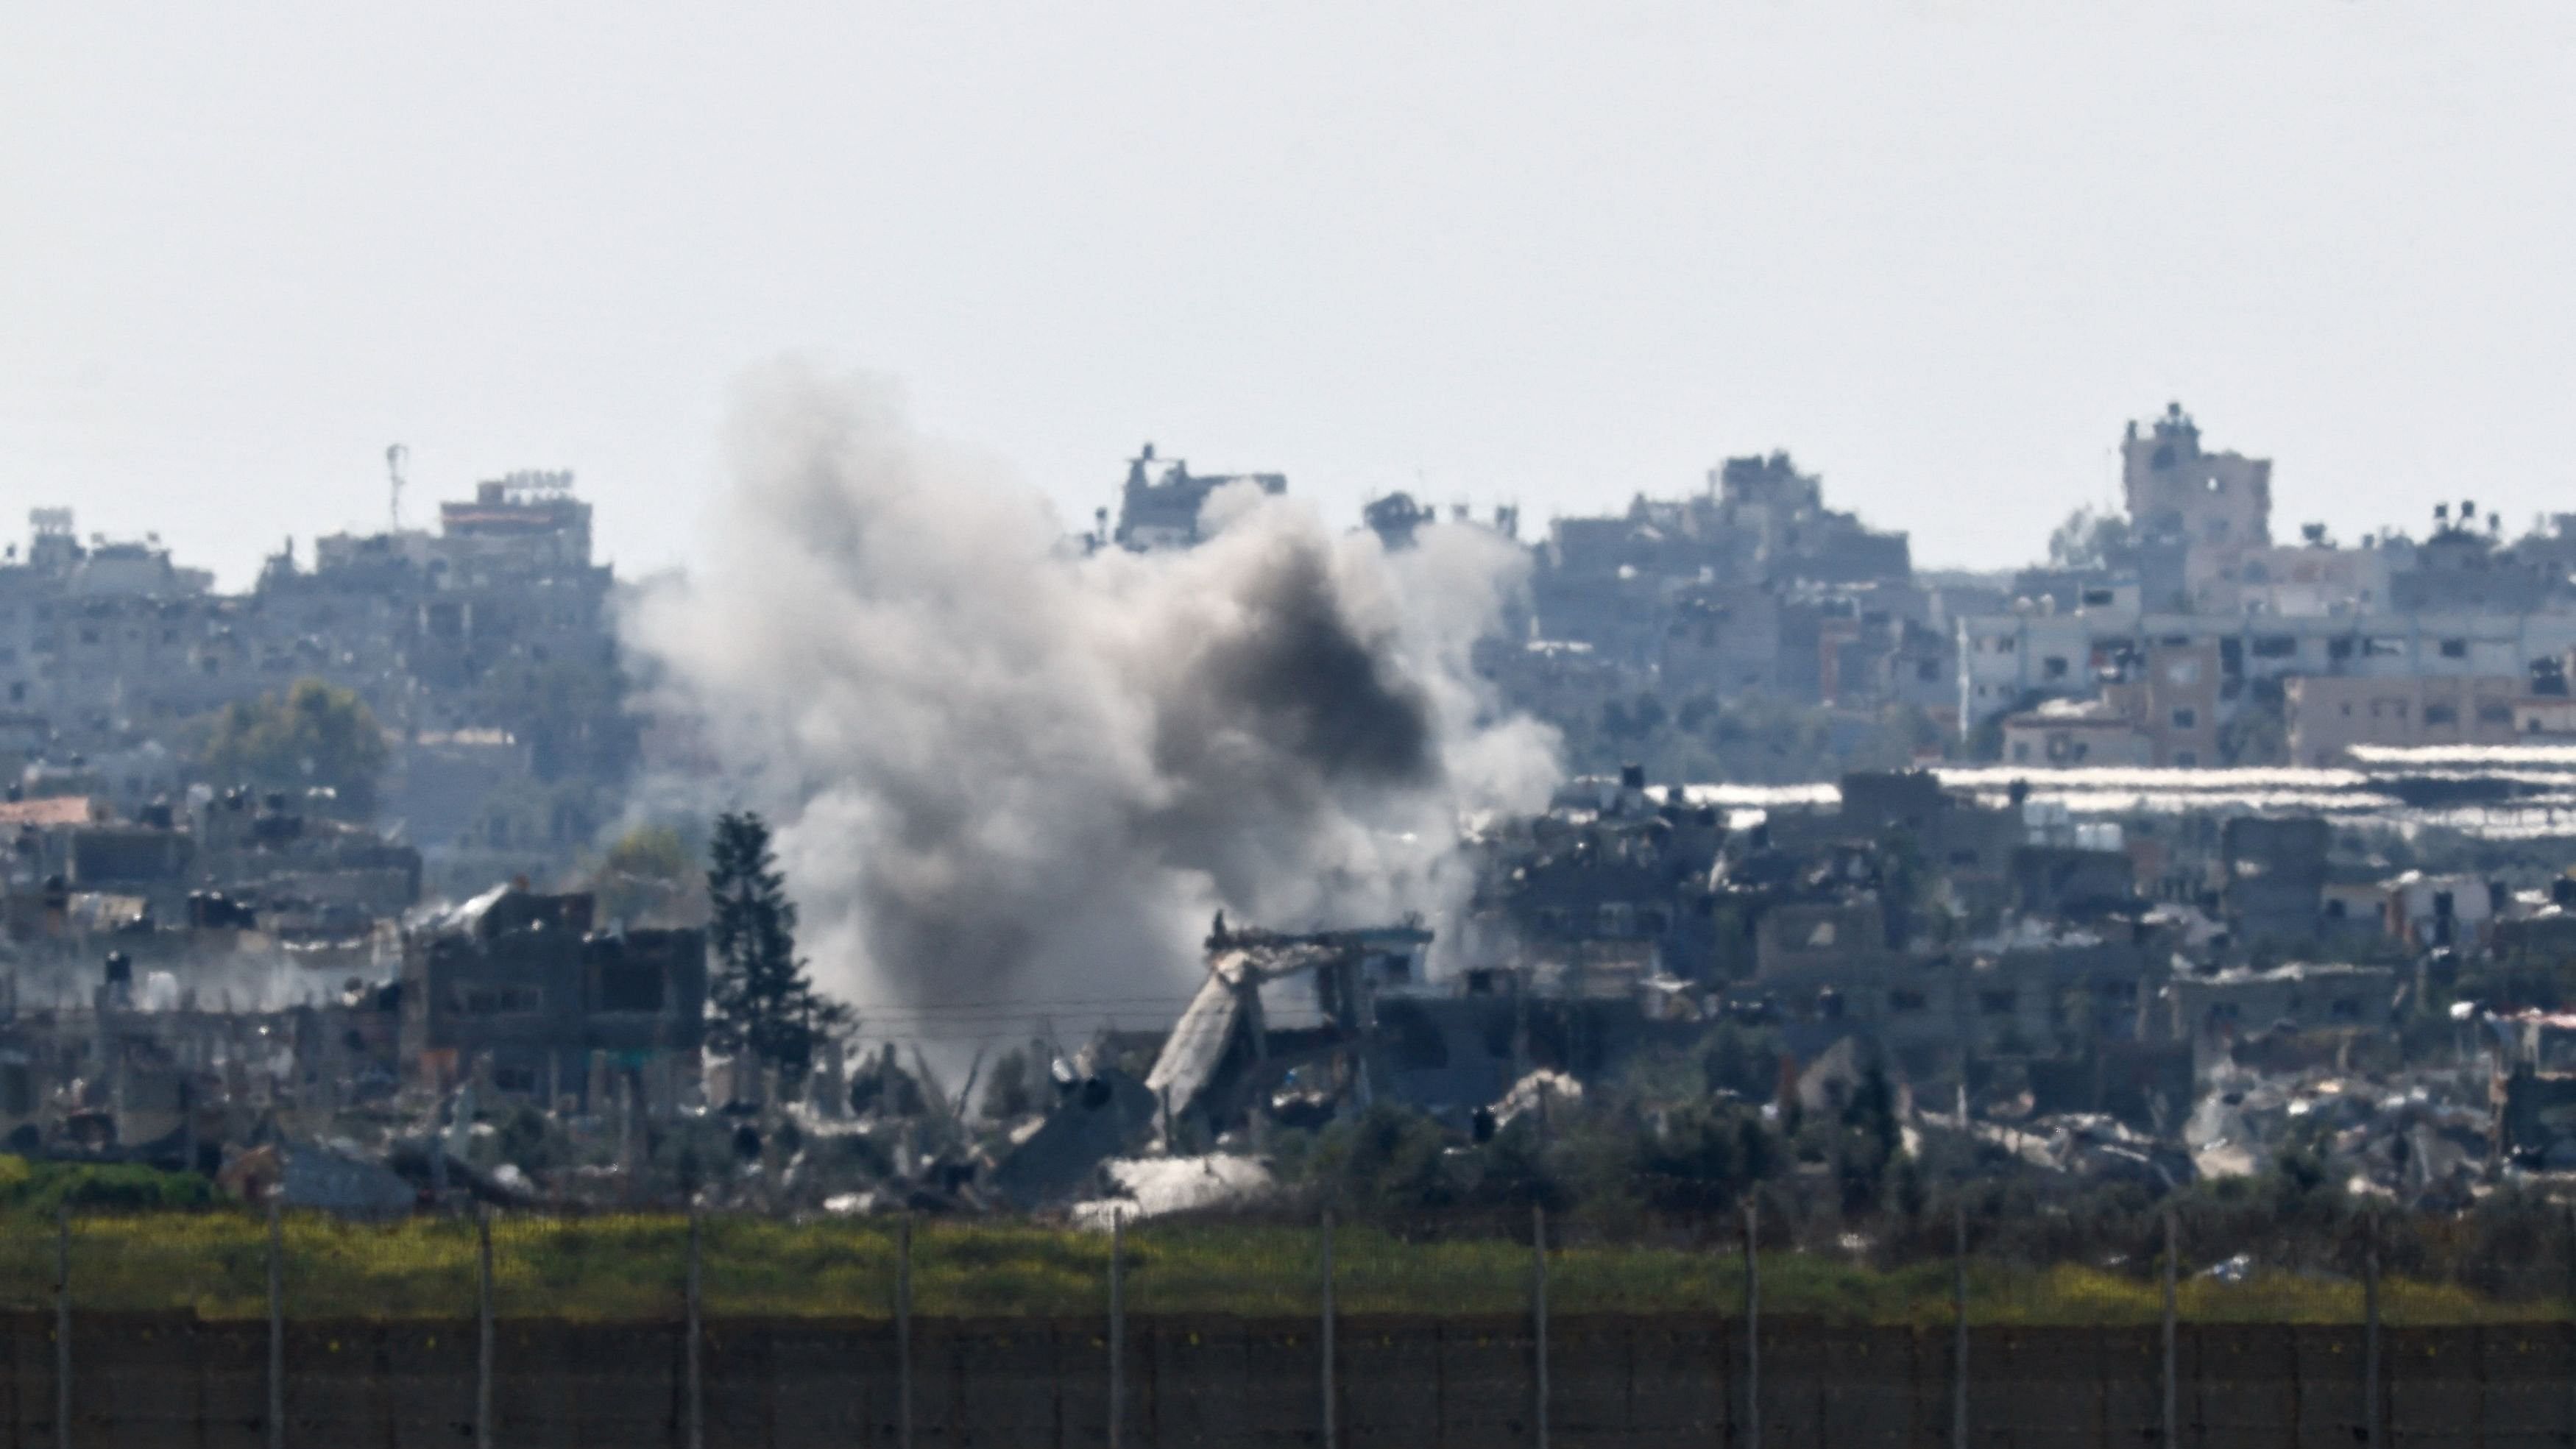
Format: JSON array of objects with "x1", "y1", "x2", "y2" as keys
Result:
[{"x1": 399, "y1": 882, "x2": 707, "y2": 1111}]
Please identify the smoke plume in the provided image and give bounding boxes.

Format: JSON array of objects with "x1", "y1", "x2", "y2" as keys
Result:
[{"x1": 628, "y1": 363, "x2": 1558, "y2": 1019}]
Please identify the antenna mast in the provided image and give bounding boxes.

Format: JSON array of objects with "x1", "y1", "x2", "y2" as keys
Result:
[{"x1": 386, "y1": 444, "x2": 408, "y2": 531}]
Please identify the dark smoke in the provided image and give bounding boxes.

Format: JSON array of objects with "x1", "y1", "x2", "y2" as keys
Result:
[
  {"x1": 1177, "y1": 537, "x2": 1436, "y2": 784},
  {"x1": 628, "y1": 362, "x2": 1557, "y2": 1022}
]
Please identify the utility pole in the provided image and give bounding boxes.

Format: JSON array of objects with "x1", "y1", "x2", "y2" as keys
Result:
[
  {"x1": 1320, "y1": 1210, "x2": 1337, "y2": 1449},
  {"x1": 267, "y1": 1201, "x2": 286, "y2": 1449},
  {"x1": 1952, "y1": 1204, "x2": 1969, "y2": 1448},
  {"x1": 2364, "y1": 1213, "x2": 2382, "y2": 1449},
  {"x1": 686, "y1": 1212, "x2": 704, "y2": 1449},
  {"x1": 1532, "y1": 1205, "x2": 1549, "y2": 1449},
  {"x1": 2162, "y1": 1210, "x2": 2178, "y2": 1449},
  {"x1": 1743, "y1": 1197, "x2": 1760, "y2": 1449},
  {"x1": 54, "y1": 1205, "x2": 70, "y2": 1449},
  {"x1": 896, "y1": 1216, "x2": 914, "y2": 1449},
  {"x1": 477, "y1": 1209, "x2": 495, "y2": 1449},
  {"x1": 1108, "y1": 1211, "x2": 1125, "y2": 1449}
]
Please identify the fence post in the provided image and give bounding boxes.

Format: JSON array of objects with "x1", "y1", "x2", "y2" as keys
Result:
[
  {"x1": 896, "y1": 1216, "x2": 913, "y2": 1449},
  {"x1": 687, "y1": 1211, "x2": 704, "y2": 1449},
  {"x1": 1532, "y1": 1204, "x2": 1549, "y2": 1449},
  {"x1": 54, "y1": 1204, "x2": 69, "y2": 1449},
  {"x1": 477, "y1": 1208, "x2": 495, "y2": 1449},
  {"x1": 1951, "y1": 1203, "x2": 1968, "y2": 1449},
  {"x1": 1108, "y1": 1210, "x2": 1125, "y2": 1449},
  {"x1": 2363, "y1": 1213, "x2": 2381, "y2": 1449},
  {"x1": 268, "y1": 1198, "x2": 285, "y2": 1449},
  {"x1": 2162, "y1": 1209, "x2": 2178, "y2": 1449},
  {"x1": 1743, "y1": 1197, "x2": 1759, "y2": 1449},
  {"x1": 1320, "y1": 1208, "x2": 1337, "y2": 1449}
]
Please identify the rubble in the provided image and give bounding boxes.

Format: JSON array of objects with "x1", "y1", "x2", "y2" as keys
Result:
[
  {"x1": 1486, "y1": 1069, "x2": 1584, "y2": 1134},
  {"x1": 1914, "y1": 1108, "x2": 2193, "y2": 1189},
  {"x1": 988, "y1": 1066, "x2": 1157, "y2": 1211},
  {"x1": 0, "y1": 667, "x2": 2564, "y2": 1238},
  {"x1": 220, "y1": 1138, "x2": 416, "y2": 1216},
  {"x1": 1069, "y1": 1154, "x2": 1275, "y2": 1227}
]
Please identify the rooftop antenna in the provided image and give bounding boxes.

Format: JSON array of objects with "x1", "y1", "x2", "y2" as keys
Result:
[{"x1": 386, "y1": 444, "x2": 408, "y2": 532}]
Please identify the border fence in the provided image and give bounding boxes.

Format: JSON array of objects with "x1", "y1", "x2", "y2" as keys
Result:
[{"x1": 2, "y1": 1202, "x2": 2575, "y2": 1447}]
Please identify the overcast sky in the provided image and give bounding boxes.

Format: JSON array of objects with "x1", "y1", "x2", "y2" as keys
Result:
[{"x1": 4, "y1": 4, "x2": 2571, "y2": 589}]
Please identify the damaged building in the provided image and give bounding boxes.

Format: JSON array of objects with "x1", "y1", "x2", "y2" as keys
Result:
[
  {"x1": 1464, "y1": 765, "x2": 1726, "y2": 993},
  {"x1": 400, "y1": 883, "x2": 705, "y2": 1110},
  {"x1": 1106, "y1": 443, "x2": 1288, "y2": 551}
]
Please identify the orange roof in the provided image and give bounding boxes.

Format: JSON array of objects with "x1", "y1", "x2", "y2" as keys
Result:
[{"x1": 0, "y1": 796, "x2": 98, "y2": 828}]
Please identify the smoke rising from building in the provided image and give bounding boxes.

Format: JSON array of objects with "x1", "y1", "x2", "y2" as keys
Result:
[{"x1": 627, "y1": 364, "x2": 1560, "y2": 1019}]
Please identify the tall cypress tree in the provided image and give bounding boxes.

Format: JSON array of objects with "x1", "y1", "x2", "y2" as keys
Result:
[{"x1": 705, "y1": 811, "x2": 849, "y2": 1087}]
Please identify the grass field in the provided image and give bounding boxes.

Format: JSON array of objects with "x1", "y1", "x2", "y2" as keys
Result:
[{"x1": 0, "y1": 1211, "x2": 2545, "y2": 1326}]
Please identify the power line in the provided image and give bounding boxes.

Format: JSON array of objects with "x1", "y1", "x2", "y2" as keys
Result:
[{"x1": 838, "y1": 994, "x2": 1205, "y2": 1018}]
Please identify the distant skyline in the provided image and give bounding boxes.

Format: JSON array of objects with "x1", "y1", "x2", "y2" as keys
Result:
[{"x1": 5, "y1": 4, "x2": 2572, "y2": 589}]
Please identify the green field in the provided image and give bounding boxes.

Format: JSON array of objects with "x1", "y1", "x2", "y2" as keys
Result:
[{"x1": 0, "y1": 1210, "x2": 2545, "y2": 1326}]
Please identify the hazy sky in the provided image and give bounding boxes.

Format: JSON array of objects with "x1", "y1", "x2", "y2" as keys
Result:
[{"x1": 5, "y1": 4, "x2": 2571, "y2": 589}]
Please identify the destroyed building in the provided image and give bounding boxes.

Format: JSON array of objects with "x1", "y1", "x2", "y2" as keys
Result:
[
  {"x1": 1465, "y1": 765, "x2": 1725, "y2": 992},
  {"x1": 26, "y1": 399, "x2": 2576, "y2": 1242},
  {"x1": 0, "y1": 944, "x2": 403, "y2": 1163},
  {"x1": 2169, "y1": 962, "x2": 2399, "y2": 1048},
  {"x1": 1112, "y1": 914, "x2": 1697, "y2": 1158},
  {"x1": 399, "y1": 883, "x2": 705, "y2": 1110},
  {"x1": 2008, "y1": 843, "x2": 2141, "y2": 921},
  {"x1": 1753, "y1": 912, "x2": 2176, "y2": 1082},
  {"x1": 1138, "y1": 919, "x2": 1426, "y2": 1141}
]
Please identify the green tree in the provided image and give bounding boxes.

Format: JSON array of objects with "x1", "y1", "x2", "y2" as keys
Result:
[
  {"x1": 1631, "y1": 1099, "x2": 1777, "y2": 1213},
  {"x1": 1698, "y1": 1020, "x2": 1782, "y2": 1099},
  {"x1": 705, "y1": 812, "x2": 849, "y2": 1088},
  {"x1": 1471, "y1": 1116, "x2": 1570, "y2": 1212},
  {"x1": 2048, "y1": 505, "x2": 2132, "y2": 569},
  {"x1": 1295, "y1": 1101, "x2": 1457, "y2": 1217},
  {"x1": 594, "y1": 822, "x2": 695, "y2": 924},
  {"x1": 608, "y1": 823, "x2": 691, "y2": 876},
  {"x1": 199, "y1": 679, "x2": 389, "y2": 818}
]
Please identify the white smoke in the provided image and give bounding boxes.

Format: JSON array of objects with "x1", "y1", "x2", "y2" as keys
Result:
[{"x1": 627, "y1": 363, "x2": 1559, "y2": 1021}]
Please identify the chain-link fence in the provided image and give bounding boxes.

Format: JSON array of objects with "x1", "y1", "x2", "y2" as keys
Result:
[{"x1": 0, "y1": 1201, "x2": 2572, "y2": 1446}]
